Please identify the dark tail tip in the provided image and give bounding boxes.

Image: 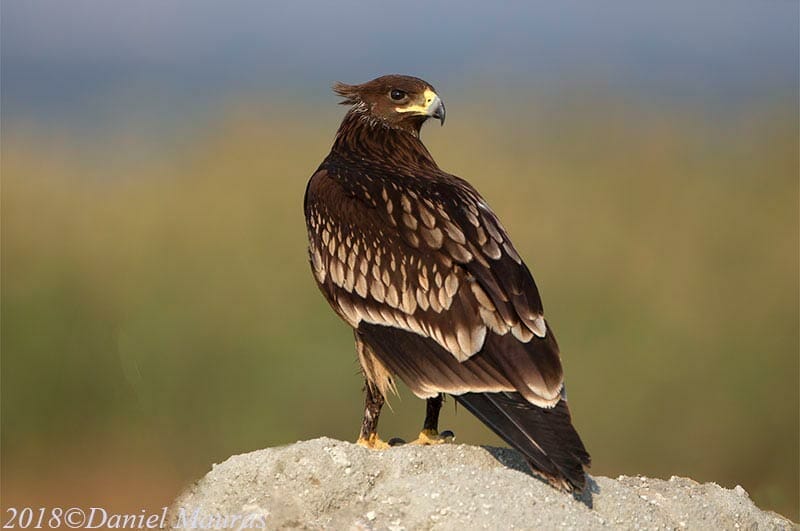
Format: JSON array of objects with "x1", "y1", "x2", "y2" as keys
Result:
[{"x1": 455, "y1": 392, "x2": 590, "y2": 493}]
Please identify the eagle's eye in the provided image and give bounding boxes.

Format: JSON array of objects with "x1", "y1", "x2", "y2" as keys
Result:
[{"x1": 389, "y1": 89, "x2": 408, "y2": 102}]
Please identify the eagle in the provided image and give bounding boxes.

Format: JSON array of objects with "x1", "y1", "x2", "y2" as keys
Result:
[{"x1": 303, "y1": 74, "x2": 590, "y2": 492}]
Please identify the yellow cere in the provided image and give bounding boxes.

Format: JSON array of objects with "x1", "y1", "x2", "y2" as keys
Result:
[{"x1": 397, "y1": 88, "x2": 441, "y2": 115}]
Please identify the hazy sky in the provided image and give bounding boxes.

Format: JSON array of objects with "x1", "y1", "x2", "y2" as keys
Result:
[{"x1": 2, "y1": 0, "x2": 798, "y2": 128}]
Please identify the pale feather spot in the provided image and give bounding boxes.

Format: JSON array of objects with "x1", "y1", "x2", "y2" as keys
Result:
[
  {"x1": 511, "y1": 322, "x2": 534, "y2": 343},
  {"x1": 428, "y1": 290, "x2": 442, "y2": 313},
  {"x1": 370, "y1": 279, "x2": 386, "y2": 303},
  {"x1": 455, "y1": 327, "x2": 473, "y2": 356},
  {"x1": 401, "y1": 289, "x2": 417, "y2": 314},
  {"x1": 471, "y1": 325, "x2": 488, "y2": 352},
  {"x1": 405, "y1": 231, "x2": 420, "y2": 248},
  {"x1": 402, "y1": 212, "x2": 418, "y2": 230},
  {"x1": 418, "y1": 205, "x2": 436, "y2": 228},
  {"x1": 337, "y1": 297, "x2": 361, "y2": 325},
  {"x1": 456, "y1": 326, "x2": 481, "y2": 357},
  {"x1": 479, "y1": 307, "x2": 509, "y2": 334},
  {"x1": 363, "y1": 305, "x2": 383, "y2": 323},
  {"x1": 470, "y1": 248, "x2": 490, "y2": 268},
  {"x1": 483, "y1": 239, "x2": 502, "y2": 260},
  {"x1": 475, "y1": 226, "x2": 488, "y2": 245},
  {"x1": 530, "y1": 316, "x2": 547, "y2": 338},
  {"x1": 442, "y1": 220, "x2": 466, "y2": 244},
  {"x1": 445, "y1": 241, "x2": 473, "y2": 262},
  {"x1": 416, "y1": 288, "x2": 430, "y2": 311},
  {"x1": 378, "y1": 305, "x2": 394, "y2": 323},
  {"x1": 392, "y1": 312, "x2": 407, "y2": 328},
  {"x1": 385, "y1": 284, "x2": 399, "y2": 308},
  {"x1": 483, "y1": 216, "x2": 503, "y2": 242},
  {"x1": 434, "y1": 272, "x2": 443, "y2": 288},
  {"x1": 444, "y1": 333, "x2": 461, "y2": 356},
  {"x1": 405, "y1": 315, "x2": 423, "y2": 335},
  {"x1": 445, "y1": 273, "x2": 459, "y2": 297},
  {"x1": 330, "y1": 259, "x2": 344, "y2": 286},
  {"x1": 471, "y1": 283, "x2": 495, "y2": 310},
  {"x1": 401, "y1": 194, "x2": 412, "y2": 213},
  {"x1": 418, "y1": 267, "x2": 429, "y2": 290},
  {"x1": 420, "y1": 226, "x2": 444, "y2": 248},
  {"x1": 503, "y1": 242, "x2": 522, "y2": 264},
  {"x1": 437, "y1": 287, "x2": 451, "y2": 309},
  {"x1": 355, "y1": 275, "x2": 368, "y2": 298},
  {"x1": 344, "y1": 267, "x2": 355, "y2": 291},
  {"x1": 313, "y1": 265, "x2": 326, "y2": 283},
  {"x1": 311, "y1": 247, "x2": 324, "y2": 271}
]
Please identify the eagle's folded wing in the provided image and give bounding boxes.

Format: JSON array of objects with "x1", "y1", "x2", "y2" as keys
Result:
[{"x1": 305, "y1": 168, "x2": 563, "y2": 407}]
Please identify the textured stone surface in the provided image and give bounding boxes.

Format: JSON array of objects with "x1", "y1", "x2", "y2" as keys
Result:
[{"x1": 168, "y1": 437, "x2": 793, "y2": 530}]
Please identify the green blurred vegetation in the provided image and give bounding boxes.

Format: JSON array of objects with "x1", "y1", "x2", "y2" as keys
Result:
[{"x1": 2, "y1": 94, "x2": 798, "y2": 519}]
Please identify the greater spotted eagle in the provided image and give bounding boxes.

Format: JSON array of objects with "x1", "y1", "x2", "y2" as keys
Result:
[{"x1": 304, "y1": 75, "x2": 590, "y2": 492}]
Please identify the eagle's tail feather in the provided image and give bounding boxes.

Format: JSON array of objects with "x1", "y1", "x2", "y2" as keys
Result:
[{"x1": 455, "y1": 392, "x2": 590, "y2": 493}]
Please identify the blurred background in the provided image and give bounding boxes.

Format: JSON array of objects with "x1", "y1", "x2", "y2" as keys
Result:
[{"x1": 2, "y1": 0, "x2": 798, "y2": 521}]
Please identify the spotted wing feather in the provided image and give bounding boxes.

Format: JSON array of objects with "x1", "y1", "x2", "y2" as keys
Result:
[{"x1": 305, "y1": 167, "x2": 563, "y2": 405}]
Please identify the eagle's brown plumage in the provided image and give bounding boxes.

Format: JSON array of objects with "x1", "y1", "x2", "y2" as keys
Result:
[{"x1": 304, "y1": 75, "x2": 590, "y2": 492}]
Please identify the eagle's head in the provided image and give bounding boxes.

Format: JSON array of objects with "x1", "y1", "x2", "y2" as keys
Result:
[{"x1": 333, "y1": 75, "x2": 445, "y2": 133}]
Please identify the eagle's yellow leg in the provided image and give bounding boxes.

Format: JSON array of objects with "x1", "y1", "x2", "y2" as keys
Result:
[
  {"x1": 409, "y1": 428, "x2": 455, "y2": 445},
  {"x1": 406, "y1": 394, "x2": 454, "y2": 445},
  {"x1": 356, "y1": 432, "x2": 391, "y2": 450}
]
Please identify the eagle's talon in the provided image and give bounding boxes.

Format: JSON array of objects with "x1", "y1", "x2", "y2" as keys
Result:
[
  {"x1": 356, "y1": 433, "x2": 390, "y2": 450},
  {"x1": 410, "y1": 428, "x2": 455, "y2": 445},
  {"x1": 388, "y1": 437, "x2": 407, "y2": 446}
]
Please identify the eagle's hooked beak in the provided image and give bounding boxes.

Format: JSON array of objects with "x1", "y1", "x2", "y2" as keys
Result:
[
  {"x1": 423, "y1": 89, "x2": 446, "y2": 125},
  {"x1": 400, "y1": 88, "x2": 446, "y2": 125},
  {"x1": 430, "y1": 96, "x2": 446, "y2": 126}
]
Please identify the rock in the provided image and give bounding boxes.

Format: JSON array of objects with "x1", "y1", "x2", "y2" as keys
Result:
[{"x1": 167, "y1": 437, "x2": 794, "y2": 530}]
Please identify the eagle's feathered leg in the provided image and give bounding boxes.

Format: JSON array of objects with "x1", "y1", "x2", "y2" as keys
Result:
[
  {"x1": 356, "y1": 380, "x2": 390, "y2": 449},
  {"x1": 354, "y1": 331, "x2": 392, "y2": 449},
  {"x1": 409, "y1": 394, "x2": 455, "y2": 445}
]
